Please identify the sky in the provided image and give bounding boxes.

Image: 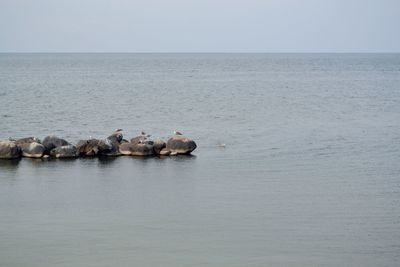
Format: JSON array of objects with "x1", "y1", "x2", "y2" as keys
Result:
[{"x1": 0, "y1": 0, "x2": 399, "y2": 52}]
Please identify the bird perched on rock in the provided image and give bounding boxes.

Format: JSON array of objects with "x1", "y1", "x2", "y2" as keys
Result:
[{"x1": 174, "y1": 130, "x2": 183, "y2": 135}]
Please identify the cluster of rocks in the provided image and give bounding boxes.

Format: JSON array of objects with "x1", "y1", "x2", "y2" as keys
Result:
[{"x1": 0, "y1": 131, "x2": 197, "y2": 159}]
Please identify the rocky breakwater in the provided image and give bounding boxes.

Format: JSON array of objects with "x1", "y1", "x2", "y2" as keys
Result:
[{"x1": 0, "y1": 130, "x2": 197, "y2": 160}]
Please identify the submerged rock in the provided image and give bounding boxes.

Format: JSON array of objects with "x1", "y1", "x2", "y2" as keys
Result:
[
  {"x1": 166, "y1": 135, "x2": 197, "y2": 154},
  {"x1": 50, "y1": 145, "x2": 78, "y2": 158},
  {"x1": 0, "y1": 141, "x2": 21, "y2": 159}
]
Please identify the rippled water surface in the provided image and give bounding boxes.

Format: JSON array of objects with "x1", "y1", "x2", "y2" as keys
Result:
[{"x1": 1, "y1": 53, "x2": 400, "y2": 267}]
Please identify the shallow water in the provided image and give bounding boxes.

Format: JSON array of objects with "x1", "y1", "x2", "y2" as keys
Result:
[{"x1": 1, "y1": 53, "x2": 400, "y2": 266}]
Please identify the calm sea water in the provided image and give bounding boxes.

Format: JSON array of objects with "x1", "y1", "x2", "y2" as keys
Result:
[{"x1": 0, "y1": 53, "x2": 399, "y2": 267}]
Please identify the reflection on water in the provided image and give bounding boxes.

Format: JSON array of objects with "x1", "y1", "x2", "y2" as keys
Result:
[{"x1": 0, "y1": 158, "x2": 21, "y2": 170}]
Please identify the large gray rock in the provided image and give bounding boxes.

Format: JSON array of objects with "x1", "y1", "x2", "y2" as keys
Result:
[
  {"x1": 20, "y1": 142, "x2": 45, "y2": 158},
  {"x1": 98, "y1": 138, "x2": 120, "y2": 156},
  {"x1": 42, "y1": 135, "x2": 70, "y2": 154},
  {"x1": 131, "y1": 143, "x2": 154, "y2": 156},
  {"x1": 0, "y1": 141, "x2": 21, "y2": 159},
  {"x1": 50, "y1": 145, "x2": 78, "y2": 158},
  {"x1": 76, "y1": 139, "x2": 100, "y2": 156},
  {"x1": 119, "y1": 142, "x2": 135, "y2": 155},
  {"x1": 166, "y1": 135, "x2": 197, "y2": 154},
  {"x1": 118, "y1": 142, "x2": 154, "y2": 156}
]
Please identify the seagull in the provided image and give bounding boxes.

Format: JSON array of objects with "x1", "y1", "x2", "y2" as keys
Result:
[
  {"x1": 114, "y1": 128, "x2": 123, "y2": 132},
  {"x1": 174, "y1": 130, "x2": 183, "y2": 135}
]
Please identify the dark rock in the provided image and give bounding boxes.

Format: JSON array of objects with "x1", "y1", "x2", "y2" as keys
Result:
[
  {"x1": 76, "y1": 139, "x2": 101, "y2": 156},
  {"x1": 98, "y1": 138, "x2": 120, "y2": 156},
  {"x1": 42, "y1": 135, "x2": 70, "y2": 154},
  {"x1": 153, "y1": 140, "x2": 166, "y2": 154},
  {"x1": 50, "y1": 145, "x2": 78, "y2": 158},
  {"x1": 0, "y1": 141, "x2": 21, "y2": 159},
  {"x1": 166, "y1": 135, "x2": 197, "y2": 154}
]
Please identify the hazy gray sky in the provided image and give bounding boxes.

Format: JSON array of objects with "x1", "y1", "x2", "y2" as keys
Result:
[{"x1": 0, "y1": 0, "x2": 399, "y2": 52}]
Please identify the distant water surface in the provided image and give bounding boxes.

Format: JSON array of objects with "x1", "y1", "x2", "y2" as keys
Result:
[{"x1": 0, "y1": 53, "x2": 400, "y2": 267}]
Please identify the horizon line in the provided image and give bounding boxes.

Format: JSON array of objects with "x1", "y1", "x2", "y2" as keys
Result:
[{"x1": 1, "y1": 51, "x2": 400, "y2": 54}]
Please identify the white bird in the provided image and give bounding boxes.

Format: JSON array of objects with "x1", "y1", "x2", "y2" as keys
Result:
[
  {"x1": 174, "y1": 130, "x2": 183, "y2": 135},
  {"x1": 115, "y1": 128, "x2": 123, "y2": 132}
]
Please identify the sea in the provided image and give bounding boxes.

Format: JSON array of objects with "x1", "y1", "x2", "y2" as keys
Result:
[{"x1": 0, "y1": 53, "x2": 399, "y2": 267}]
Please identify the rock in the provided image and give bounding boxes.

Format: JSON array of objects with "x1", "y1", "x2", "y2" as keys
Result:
[
  {"x1": 153, "y1": 140, "x2": 166, "y2": 154},
  {"x1": 20, "y1": 142, "x2": 45, "y2": 158},
  {"x1": 119, "y1": 142, "x2": 135, "y2": 155},
  {"x1": 118, "y1": 142, "x2": 154, "y2": 156},
  {"x1": 76, "y1": 139, "x2": 101, "y2": 156},
  {"x1": 166, "y1": 135, "x2": 197, "y2": 154},
  {"x1": 14, "y1": 137, "x2": 41, "y2": 146},
  {"x1": 159, "y1": 148, "x2": 171, "y2": 156},
  {"x1": 131, "y1": 143, "x2": 154, "y2": 156},
  {"x1": 0, "y1": 141, "x2": 21, "y2": 159},
  {"x1": 42, "y1": 135, "x2": 70, "y2": 154},
  {"x1": 50, "y1": 145, "x2": 78, "y2": 158},
  {"x1": 98, "y1": 138, "x2": 120, "y2": 156},
  {"x1": 14, "y1": 137, "x2": 45, "y2": 158}
]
